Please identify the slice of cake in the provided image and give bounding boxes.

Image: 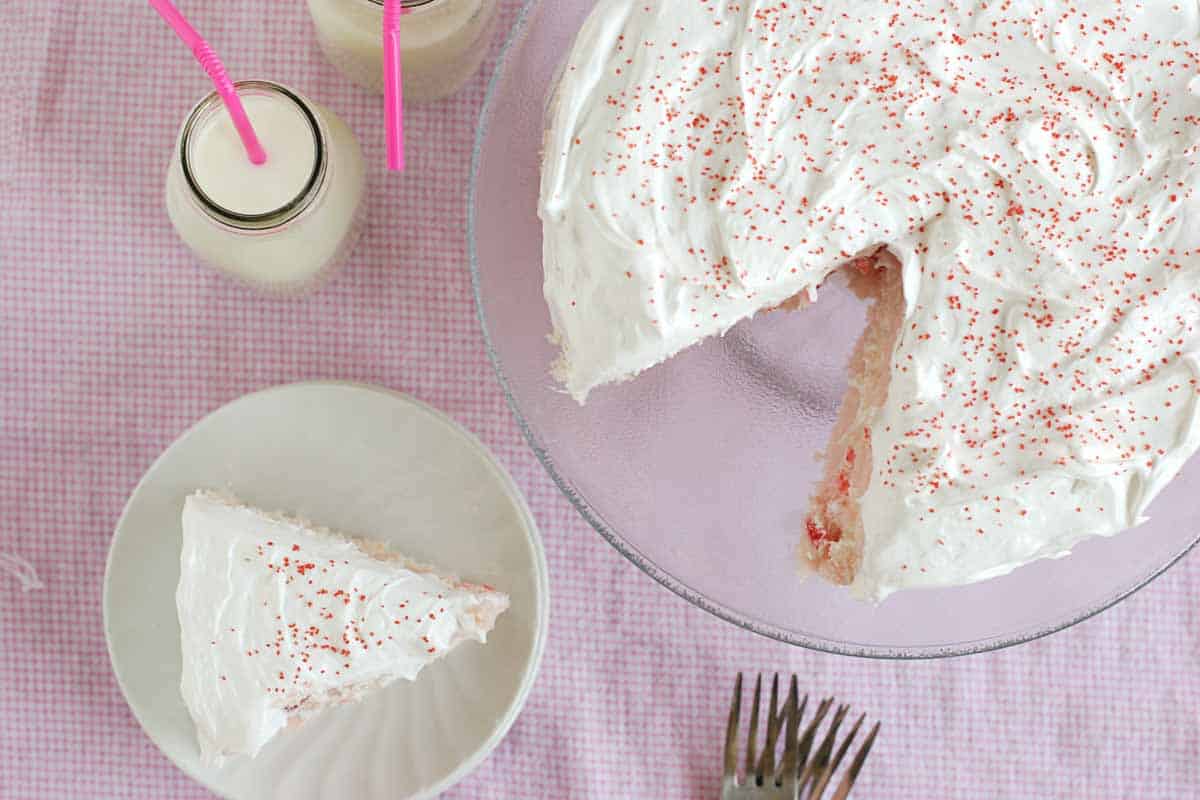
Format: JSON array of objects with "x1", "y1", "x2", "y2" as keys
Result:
[{"x1": 176, "y1": 491, "x2": 509, "y2": 764}]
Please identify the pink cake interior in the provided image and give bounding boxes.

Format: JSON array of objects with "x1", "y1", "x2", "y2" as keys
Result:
[{"x1": 797, "y1": 252, "x2": 905, "y2": 585}]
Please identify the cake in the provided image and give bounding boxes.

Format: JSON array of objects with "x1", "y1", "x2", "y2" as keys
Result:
[
  {"x1": 539, "y1": 0, "x2": 1200, "y2": 599},
  {"x1": 176, "y1": 491, "x2": 509, "y2": 763}
]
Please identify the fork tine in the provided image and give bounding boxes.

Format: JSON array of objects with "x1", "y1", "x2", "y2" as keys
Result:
[
  {"x1": 808, "y1": 712, "x2": 864, "y2": 798},
  {"x1": 791, "y1": 691, "x2": 809, "y2": 778},
  {"x1": 744, "y1": 673, "x2": 762, "y2": 781},
  {"x1": 724, "y1": 673, "x2": 743, "y2": 781},
  {"x1": 796, "y1": 696, "x2": 833, "y2": 772},
  {"x1": 827, "y1": 713, "x2": 865, "y2": 776},
  {"x1": 757, "y1": 673, "x2": 782, "y2": 783},
  {"x1": 778, "y1": 675, "x2": 801, "y2": 784},
  {"x1": 829, "y1": 721, "x2": 880, "y2": 800},
  {"x1": 801, "y1": 703, "x2": 849, "y2": 791}
]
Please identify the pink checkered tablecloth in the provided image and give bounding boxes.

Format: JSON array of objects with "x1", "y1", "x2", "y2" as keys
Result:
[{"x1": 3, "y1": 1, "x2": 1200, "y2": 798}]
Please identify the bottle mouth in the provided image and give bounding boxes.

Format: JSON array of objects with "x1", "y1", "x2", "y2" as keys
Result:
[
  {"x1": 368, "y1": 0, "x2": 440, "y2": 7},
  {"x1": 179, "y1": 80, "x2": 327, "y2": 231}
]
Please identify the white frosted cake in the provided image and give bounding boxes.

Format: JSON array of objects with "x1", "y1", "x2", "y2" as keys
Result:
[
  {"x1": 539, "y1": 0, "x2": 1200, "y2": 599},
  {"x1": 177, "y1": 491, "x2": 509, "y2": 763}
]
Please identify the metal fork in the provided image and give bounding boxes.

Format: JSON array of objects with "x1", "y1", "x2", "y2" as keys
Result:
[{"x1": 722, "y1": 673, "x2": 880, "y2": 800}]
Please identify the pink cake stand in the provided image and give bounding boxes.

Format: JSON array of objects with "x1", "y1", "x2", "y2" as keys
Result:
[{"x1": 469, "y1": 0, "x2": 1200, "y2": 658}]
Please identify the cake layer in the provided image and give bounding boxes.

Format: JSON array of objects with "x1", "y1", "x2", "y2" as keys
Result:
[{"x1": 802, "y1": 256, "x2": 905, "y2": 586}]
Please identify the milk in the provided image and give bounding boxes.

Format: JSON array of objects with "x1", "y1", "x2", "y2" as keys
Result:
[
  {"x1": 165, "y1": 81, "x2": 365, "y2": 293},
  {"x1": 306, "y1": 0, "x2": 497, "y2": 101}
]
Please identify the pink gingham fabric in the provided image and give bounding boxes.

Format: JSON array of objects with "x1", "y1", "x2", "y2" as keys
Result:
[{"x1": 3, "y1": 2, "x2": 1200, "y2": 798}]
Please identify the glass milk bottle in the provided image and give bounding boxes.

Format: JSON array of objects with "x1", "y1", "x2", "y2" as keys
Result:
[
  {"x1": 165, "y1": 80, "x2": 365, "y2": 293},
  {"x1": 306, "y1": 0, "x2": 498, "y2": 101}
]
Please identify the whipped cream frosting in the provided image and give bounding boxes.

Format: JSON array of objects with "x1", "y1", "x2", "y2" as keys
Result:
[
  {"x1": 539, "y1": 0, "x2": 1200, "y2": 598},
  {"x1": 177, "y1": 491, "x2": 509, "y2": 763}
]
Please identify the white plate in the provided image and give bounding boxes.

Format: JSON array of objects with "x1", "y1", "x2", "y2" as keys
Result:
[{"x1": 104, "y1": 382, "x2": 548, "y2": 800}]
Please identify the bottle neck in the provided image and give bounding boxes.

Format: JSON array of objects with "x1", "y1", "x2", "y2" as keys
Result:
[
  {"x1": 179, "y1": 81, "x2": 327, "y2": 231},
  {"x1": 366, "y1": 0, "x2": 441, "y2": 8}
]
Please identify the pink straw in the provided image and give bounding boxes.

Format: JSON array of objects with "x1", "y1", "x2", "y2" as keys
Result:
[
  {"x1": 149, "y1": 0, "x2": 267, "y2": 165},
  {"x1": 383, "y1": 0, "x2": 405, "y2": 172}
]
